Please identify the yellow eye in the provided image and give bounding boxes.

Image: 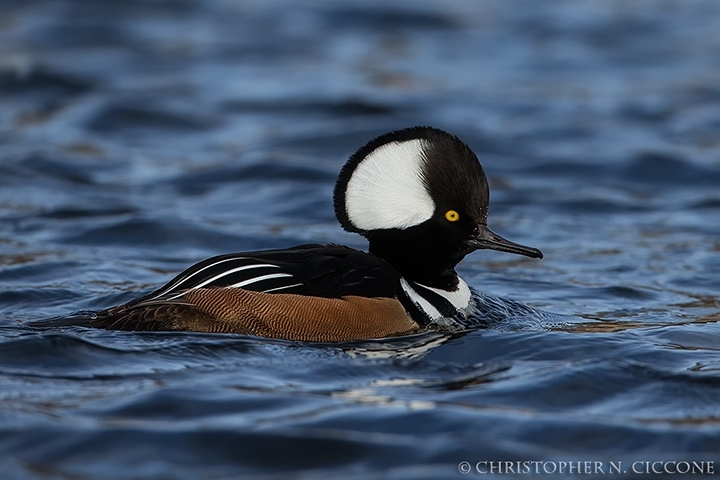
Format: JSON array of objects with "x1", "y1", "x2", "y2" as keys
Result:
[{"x1": 445, "y1": 210, "x2": 460, "y2": 222}]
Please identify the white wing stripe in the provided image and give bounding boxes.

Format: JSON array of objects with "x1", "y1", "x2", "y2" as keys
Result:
[
  {"x1": 161, "y1": 265, "x2": 284, "y2": 302},
  {"x1": 151, "y1": 257, "x2": 250, "y2": 299},
  {"x1": 189, "y1": 264, "x2": 281, "y2": 291},
  {"x1": 227, "y1": 273, "x2": 293, "y2": 289},
  {"x1": 262, "y1": 282, "x2": 303, "y2": 293}
]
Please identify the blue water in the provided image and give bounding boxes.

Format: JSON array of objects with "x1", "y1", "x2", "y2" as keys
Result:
[{"x1": 1, "y1": 1, "x2": 720, "y2": 478}]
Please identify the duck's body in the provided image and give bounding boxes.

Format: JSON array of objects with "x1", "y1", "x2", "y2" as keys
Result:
[
  {"x1": 62, "y1": 127, "x2": 542, "y2": 341},
  {"x1": 78, "y1": 245, "x2": 428, "y2": 341}
]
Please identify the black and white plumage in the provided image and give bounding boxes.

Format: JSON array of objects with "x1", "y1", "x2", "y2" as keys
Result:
[{"x1": 53, "y1": 126, "x2": 543, "y2": 341}]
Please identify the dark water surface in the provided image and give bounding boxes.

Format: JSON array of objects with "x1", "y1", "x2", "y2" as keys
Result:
[{"x1": 1, "y1": 1, "x2": 720, "y2": 478}]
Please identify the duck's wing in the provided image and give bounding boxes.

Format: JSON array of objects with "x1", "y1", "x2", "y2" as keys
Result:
[
  {"x1": 56, "y1": 244, "x2": 419, "y2": 340},
  {"x1": 129, "y1": 243, "x2": 401, "y2": 306}
]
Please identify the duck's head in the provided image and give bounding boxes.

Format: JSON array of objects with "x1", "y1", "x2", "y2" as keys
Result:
[{"x1": 333, "y1": 126, "x2": 542, "y2": 288}]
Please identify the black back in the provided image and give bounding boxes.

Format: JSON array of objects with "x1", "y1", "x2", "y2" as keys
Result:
[{"x1": 129, "y1": 244, "x2": 404, "y2": 306}]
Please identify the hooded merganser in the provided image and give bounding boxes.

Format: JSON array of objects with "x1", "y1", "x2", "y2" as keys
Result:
[{"x1": 64, "y1": 126, "x2": 542, "y2": 341}]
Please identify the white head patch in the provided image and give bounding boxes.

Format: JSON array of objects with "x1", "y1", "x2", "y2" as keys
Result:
[{"x1": 345, "y1": 139, "x2": 435, "y2": 231}]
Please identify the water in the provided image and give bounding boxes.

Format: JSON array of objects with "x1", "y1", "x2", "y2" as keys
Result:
[{"x1": 1, "y1": 0, "x2": 720, "y2": 478}]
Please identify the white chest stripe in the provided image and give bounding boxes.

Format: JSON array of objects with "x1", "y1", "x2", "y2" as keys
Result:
[
  {"x1": 415, "y1": 278, "x2": 472, "y2": 311},
  {"x1": 401, "y1": 278, "x2": 473, "y2": 323},
  {"x1": 400, "y1": 278, "x2": 443, "y2": 320}
]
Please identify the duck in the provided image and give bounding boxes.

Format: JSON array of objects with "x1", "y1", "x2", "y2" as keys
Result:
[{"x1": 62, "y1": 126, "x2": 542, "y2": 342}]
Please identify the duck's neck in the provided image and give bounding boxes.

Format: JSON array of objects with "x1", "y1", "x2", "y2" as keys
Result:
[{"x1": 367, "y1": 233, "x2": 461, "y2": 291}]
